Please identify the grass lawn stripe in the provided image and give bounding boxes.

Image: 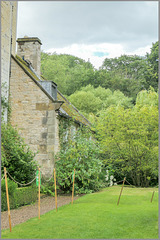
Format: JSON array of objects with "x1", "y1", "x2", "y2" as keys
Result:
[{"x1": 1, "y1": 186, "x2": 158, "y2": 239}]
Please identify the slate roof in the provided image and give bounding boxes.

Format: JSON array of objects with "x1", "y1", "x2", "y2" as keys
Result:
[{"x1": 13, "y1": 55, "x2": 91, "y2": 126}]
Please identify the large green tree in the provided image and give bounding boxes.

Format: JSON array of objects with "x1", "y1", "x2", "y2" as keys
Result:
[
  {"x1": 98, "y1": 55, "x2": 147, "y2": 101},
  {"x1": 102, "y1": 55, "x2": 146, "y2": 79},
  {"x1": 144, "y1": 41, "x2": 159, "y2": 91},
  {"x1": 68, "y1": 85, "x2": 133, "y2": 118},
  {"x1": 95, "y1": 88, "x2": 158, "y2": 187},
  {"x1": 41, "y1": 52, "x2": 95, "y2": 96},
  {"x1": 41, "y1": 42, "x2": 158, "y2": 100}
]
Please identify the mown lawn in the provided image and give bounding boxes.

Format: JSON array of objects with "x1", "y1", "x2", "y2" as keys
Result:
[{"x1": 1, "y1": 186, "x2": 158, "y2": 239}]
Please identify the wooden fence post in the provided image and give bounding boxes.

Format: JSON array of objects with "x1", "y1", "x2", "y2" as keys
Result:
[
  {"x1": 151, "y1": 191, "x2": 155, "y2": 203},
  {"x1": 72, "y1": 169, "x2": 76, "y2": 204},
  {"x1": 117, "y1": 177, "x2": 126, "y2": 206},
  {"x1": 4, "y1": 167, "x2": 12, "y2": 232},
  {"x1": 38, "y1": 167, "x2": 41, "y2": 219},
  {"x1": 54, "y1": 168, "x2": 57, "y2": 211}
]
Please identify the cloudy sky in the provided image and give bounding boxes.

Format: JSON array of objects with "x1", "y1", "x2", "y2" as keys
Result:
[{"x1": 17, "y1": 1, "x2": 158, "y2": 69}]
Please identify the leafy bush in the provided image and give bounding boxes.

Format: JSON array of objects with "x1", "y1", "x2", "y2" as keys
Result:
[
  {"x1": 68, "y1": 85, "x2": 133, "y2": 118},
  {"x1": 14, "y1": 186, "x2": 37, "y2": 207},
  {"x1": 55, "y1": 128, "x2": 105, "y2": 194},
  {"x1": 1, "y1": 179, "x2": 37, "y2": 211},
  {"x1": 1, "y1": 123, "x2": 37, "y2": 184},
  {"x1": 95, "y1": 89, "x2": 158, "y2": 187},
  {"x1": 1, "y1": 179, "x2": 18, "y2": 211},
  {"x1": 40, "y1": 178, "x2": 55, "y2": 196},
  {"x1": 1, "y1": 178, "x2": 18, "y2": 196}
]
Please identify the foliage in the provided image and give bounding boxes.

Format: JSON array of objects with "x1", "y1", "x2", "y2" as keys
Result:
[
  {"x1": 40, "y1": 184, "x2": 55, "y2": 197},
  {"x1": 55, "y1": 127, "x2": 105, "y2": 194},
  {"x1": 95, "y1": 89, "x2": 158, "y2": 187},
  {"x1": 136, "y1": 86, "x2": 158, "y2": 107},
  {"x1": 1, "y1": 178, "x2": 18, "y2": 196},
  {"x1": 144, "y1": 41, "x2": 159, "y2": 91},
  {"x1": 41, "y1": 52, "x2": 95, "y2": 96},
  {"x1": 1, "y1": 82, "x2": 11, "y2": 120},
  {"x1": 68, "y1": 85, "x2": 133, "y2": 118},
  {"x1": 98, "y1": 54, "x2": 147, "y2": 101},
  {"x1": 41, "y1": 42, "x2": 158, "y2": 102},
  {"x1": 1, "y1": 123, "x2": 37, "y2": 184},
  {"x1": 102, "y1": 54, "x2": 146, "y2": 80},
  {"x1": 40, "y1": 177, "x2": 55, "y2": 197},
  {"x1": 1, "y1": 179, "x2": 37, "y2": 211},
  {"x1": 14, "y1": 186, "x2": 37, "y2": 207},
  {"x1": 68, "y1": 88, "x2": 103, "y2": 116}
]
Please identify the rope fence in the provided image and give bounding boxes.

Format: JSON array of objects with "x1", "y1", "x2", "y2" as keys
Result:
[
  {"x1": 124, "y1": 179, "x2": 136, "y2": 187},
  {"x1": 2, "y1": 166, "x2": 158, "y2": 233},
  {"x1": 43, "y1": 172, "x2": 73, "y2": 182},
  {"x1": 7, "y1": 171, "x2": 36, "y2": 186},
  {"x1": 42, "y1": 174, "x2": 54, "y2": 182}
]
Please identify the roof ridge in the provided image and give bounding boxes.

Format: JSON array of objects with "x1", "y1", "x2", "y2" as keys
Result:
[
  {"x1": 13, "y1": 54, "x2": 91, "y2": 126},
  {"x1": 12, "y1": 55, "x2": 63, "y2": 105}
]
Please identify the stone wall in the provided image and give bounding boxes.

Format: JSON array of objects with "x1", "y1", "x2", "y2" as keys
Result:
[
  {"x1": 9, "y1": 57, "x2": 60, "y2": 177},
  {"x1": 1, "y1": 1, "x2": 17, "y2": 122}
]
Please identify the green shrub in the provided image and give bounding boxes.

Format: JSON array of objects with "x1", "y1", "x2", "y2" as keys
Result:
[
  {"x1": 1, "y1": 179, "x2": 17, "y2": 196},
  {"x1": 40, "y1": 185, "x2": 55, "y2": 197},
  {"x1": 1, "y1": 180, "x2": 37, "y2": 212},
  {"x1": 1, "y1": 192, "x2": 18, "y2": 211},
  {"x1": 56, "y1": 128, "x2": 105, "y2": 194},
  {"x1": 1, "y1": 179, "x2": 18, "y2": 211},
  {"x1": 1, "y1": 123, "x2": 37, "y2": 184},
  {"x1": 14, "y1": 186, "x2": 37, "y2": 207},
  {"x1": 40, "y1": 177, "x2": 55, "y2": 196}
]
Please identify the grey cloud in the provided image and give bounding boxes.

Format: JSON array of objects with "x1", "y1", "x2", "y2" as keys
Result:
[{"x1": 17, "y1": 1, "x2": 158, "y2": 51}]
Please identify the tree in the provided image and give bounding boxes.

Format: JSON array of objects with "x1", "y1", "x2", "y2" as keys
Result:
[
  {"x1": 41, "y1": 52, "x2": 95, "y2": 96},
  {"x1": 95, "y1": 89, "x2": 158, "y2": 187},
  {"x1": 102, "y1": 55, "x2": 146, "y2": 80},
  {"x1": 136, "y1": 86, "x2": 158, "y2": 107},
  {"x1": 41, "y1": 43, "x2": 158, "y2": 100},
  {"x1": 69, "y1": 90, "x2": 103, "y2": 116},
  {"x1": 99, "y1": 55, "x2": 147, "y2": 102},
  {"x1": 144, "y1": 41, "x2": 159, "y2": 91},
  {"x1": 68, "y1": 85, "x2": 133, "y2": 118}
]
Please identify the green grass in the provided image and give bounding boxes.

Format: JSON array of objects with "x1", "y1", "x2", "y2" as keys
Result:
[{"x1": 1, "y1": 186, "x2": 158, "y2": 239}]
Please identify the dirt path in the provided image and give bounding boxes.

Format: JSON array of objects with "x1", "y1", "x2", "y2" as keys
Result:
[{"x1": 1, "y1": 195, "x2": 80, "y2": 230}]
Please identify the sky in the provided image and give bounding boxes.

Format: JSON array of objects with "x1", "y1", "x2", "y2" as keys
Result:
[{"x1": 17, "y1": 1, "x2": 158, "y2": 69}]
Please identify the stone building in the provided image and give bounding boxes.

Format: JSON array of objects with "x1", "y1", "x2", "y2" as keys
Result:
[
  {"x1": 1, "y1": 1, "x2": 17, "y2": 122},
  {"x1": 1, "y1": 1, "x2": 91, "y2": 177},
  {"x1": 9, "y1": 37, "x2": 90, "y2": 176}
]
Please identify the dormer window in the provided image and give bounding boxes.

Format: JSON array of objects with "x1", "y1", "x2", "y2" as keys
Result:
[{"x1": 39, "y1": 81, "x2": 57, "y2": 100}]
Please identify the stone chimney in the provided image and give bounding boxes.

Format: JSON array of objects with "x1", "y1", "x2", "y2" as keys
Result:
[{"x1": 17, "y1": 36, "x2": 42, "y2": 76}]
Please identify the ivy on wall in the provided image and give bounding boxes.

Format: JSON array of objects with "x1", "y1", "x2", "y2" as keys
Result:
[{"x1": 55, "y1": 116, "x2": 106, "y2": 194}]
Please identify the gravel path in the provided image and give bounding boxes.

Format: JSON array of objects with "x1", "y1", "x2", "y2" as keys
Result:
[{"x1": 1, "y1": 195, "x2": 80, "y2": 230}]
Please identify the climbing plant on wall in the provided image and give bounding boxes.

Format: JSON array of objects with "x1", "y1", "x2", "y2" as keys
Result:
[{"x1": 55, "y1": 118, "x2": 106, "y2": 193}]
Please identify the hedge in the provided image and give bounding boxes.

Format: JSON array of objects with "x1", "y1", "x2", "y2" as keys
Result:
[{"x1": 1, "y1": 181, "x2": 37, "y2": 212}]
